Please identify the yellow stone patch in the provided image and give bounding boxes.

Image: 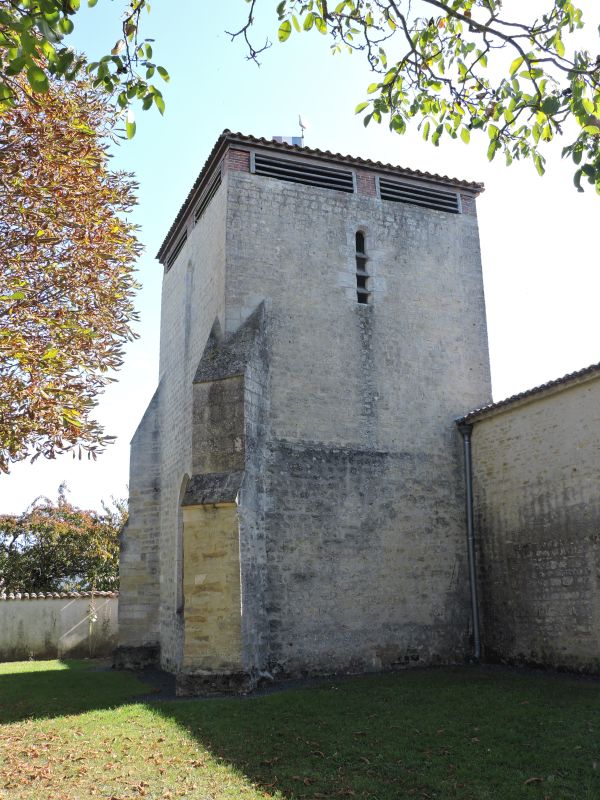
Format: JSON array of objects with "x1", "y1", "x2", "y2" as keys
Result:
[{"x1": 182, "y1": 504, "x2": 242, "y2": 671}]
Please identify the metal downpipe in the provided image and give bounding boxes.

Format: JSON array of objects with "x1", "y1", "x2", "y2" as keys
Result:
[{"x1": 458, "y1": 422, "x2": 481, "y2": 661}]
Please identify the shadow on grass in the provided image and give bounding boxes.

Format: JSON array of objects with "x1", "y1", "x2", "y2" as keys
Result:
[
  {"x1": 1, "y1": 661, "x2": 599, "y2": 799},
  {"x1": 0, "y1": 659, "x2": 152, "y2": 723},
  {"x1": 153, "y1": 667, "x2": 600, "y2": 800}
]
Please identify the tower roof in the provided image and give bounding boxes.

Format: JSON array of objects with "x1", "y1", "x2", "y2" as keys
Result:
[{"x1": 157, "y1": 129, "x2": 485, "y2": 264}]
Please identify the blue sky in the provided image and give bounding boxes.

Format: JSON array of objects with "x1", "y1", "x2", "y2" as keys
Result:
[{"x1": 2, "y1": 0, "x2": 599, "y2": 512}]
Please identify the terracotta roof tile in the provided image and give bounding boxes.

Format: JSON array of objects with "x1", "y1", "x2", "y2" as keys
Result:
[
  {"x1": 457, "y1": 361, "x2": 600, "y2": 425},
  {"x1": 0, "y1": 591, "x2": 119, "y2": 600}
]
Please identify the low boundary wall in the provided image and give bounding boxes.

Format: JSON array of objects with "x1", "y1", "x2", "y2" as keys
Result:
[{"x1": 0, "y1": 591, "x2": 118, "y2": 661}]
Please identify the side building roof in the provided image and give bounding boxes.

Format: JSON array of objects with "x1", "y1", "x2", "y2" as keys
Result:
[
  {"x1": 157, "y1": 129, "x2": 485, "y2": 265},
  {"x1": 457, "y1": 360, "x2": 600, "y2": 426}
]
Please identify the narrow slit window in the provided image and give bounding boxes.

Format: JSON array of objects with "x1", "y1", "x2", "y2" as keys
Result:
[{"x1": 355, "y1": 231, "x2": 370, "y2": 304}]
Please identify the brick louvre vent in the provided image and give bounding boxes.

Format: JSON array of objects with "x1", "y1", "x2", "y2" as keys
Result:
[
  {"x1": 224, "y1": 149, "x2": 250, "y2": 172},
  {"x1": 355, "y1": 170, "x2": 377, "y2": 197}
]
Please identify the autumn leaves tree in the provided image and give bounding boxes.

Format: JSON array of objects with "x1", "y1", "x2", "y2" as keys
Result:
[
  {"x1": 0, "y1": 483, "x2": 124, "y2": 592},
  {"x1": 0, "y1": 77, "x2": 141, "y2": 473}
]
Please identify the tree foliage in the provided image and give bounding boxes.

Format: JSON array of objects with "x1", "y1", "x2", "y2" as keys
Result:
[
  {"x1": 0, "y1": 0, "x2": 168, "y2": 132},
  {"x1": 1, "y1": 2, "x2": 597, "y2": 186},
  {"x1": 237, "y1": 0, "x2": 600, "y2": 192},
  {"x1": 0, "y1": 75, "x2": 141, "y2": 473},
  {"x1": 0, "y1": 484, "x2": 124, "y2": 593}
]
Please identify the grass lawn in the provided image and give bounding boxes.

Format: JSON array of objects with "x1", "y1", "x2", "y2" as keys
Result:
[{"x1": 0, "y1": 661, "x2": 599, "y2": 799}]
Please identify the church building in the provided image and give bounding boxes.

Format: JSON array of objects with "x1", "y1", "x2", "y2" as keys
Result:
[{"x1": 115, "y1": 130, "x2": 495, "y2": 693}]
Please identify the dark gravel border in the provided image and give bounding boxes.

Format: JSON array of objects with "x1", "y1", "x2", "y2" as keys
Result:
[{"x1": 112, "y1": 661, "x2": 600, "y2": 705}]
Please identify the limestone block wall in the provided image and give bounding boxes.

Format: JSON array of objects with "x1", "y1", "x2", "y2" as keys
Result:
[
  {"x1": 117, "y1": 388, "x2": 161, "y2": 660},
  {"x1": 238, "y1": 322, "x2": 270, "y2": 679},
  {"x1": 471, "y1": 373, "x2": 600, "y2": 672},
  {"x1": 224, "y1": 169, "x2": 492, "y2": 675},
  {"x1": 0, "y1": 592, "x2": 118, "y2": 661},
  {"x1": 178, "y1": 304, "x2": 270, "y2": 690},
  {"x1": 154, "y1": 176, "x2": 228, "y2": 672},
  {"x1": 125, "y1": 141, "x2": 493, "y2": 684},
  {"x1": 181, "y1": 504, "x2": 242, "y2": 674}
]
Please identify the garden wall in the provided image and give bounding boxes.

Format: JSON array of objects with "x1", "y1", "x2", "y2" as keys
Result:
[{"x1": 0, "y1": 591, "x2": 118, "y2": 661}]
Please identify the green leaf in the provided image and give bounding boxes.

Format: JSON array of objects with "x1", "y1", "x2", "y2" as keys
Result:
[
  {"x1": 460, "y1": 126, "x2": 470, "y2": 144},
  {"x1": 509, "y1": 56, "x2": 524, "y2": 76},
  {"x1": 278, "y1": 20, "x2": 292, "y2": 42},
  {"x1": 126, "y1": 119, "x2": 136, "y2": 139},
  {"x1": 431, "y1": 124, "x2": 443, "y2": 146},
  {"x1": 154, "y1": 93, "x2": 165, "y2": 115},
  {"x1": 541, "y1": 96, "x2": 560, "y2": 116},
  {"x1": 390, "y1": 115, "x2": 405, "y2": 133},
  {"x1": 157, "y1": 65, "x2": 169, "y2": 82},
  {"x1": 303, "y1": 12, "x2": 315, "y2": 31},
  {"x1": 582, "y1": 97, "x2": 594, "y2": 114},
  {"x1": 27, "y1": 65, "x2": 49, "y2": 93},
  {"x1": 21, "y1": 31, "x2": 37, "y2": 55},
  {"x1": 5, "y1": 55, "x2": 26, "y2": 76},
  {"x1": 292, "y1": 15, "x2": 301, "y2": 32},
  {"x1": 423, "y1": 121, "x2": 430, "y2": 141},
  {"x1": 59, "y1": 17, "x2": 74, "y2": 34},
  {"x1": 315, "y1": 16, "x2": 327, "y2": 33},
  {"x1": 355, "y1": 101, "x2": 369, "y2": 114},
  {"x1": 88, "y1": 0, "x2": 98, "y2": 6},
  {"x1": 487, "y1": 139, "x2": 500, "y2": 161}
]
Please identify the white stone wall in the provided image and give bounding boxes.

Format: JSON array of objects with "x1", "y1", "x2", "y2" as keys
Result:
[
  {"x1": 124, "y1": 150, "x2": 492, "y2": 680},
  {"x1": 155, "y1": 175, "x2": 228, "y2": 671},
  {"x1": 119, "y1": 388, "x2": 161, "y2": 650},
  {"x1": 225, "y1": 170, "x2": 491, "y2": 674},
  {"x1": 225, "y1": 172, "x2": 489, "y2": 443},
  {"x1": 0, "y1": 594, "x2": 118, "y2": 661},
  {"x1": 471, "y1": 374, "x2": 600, "y2": 672}
]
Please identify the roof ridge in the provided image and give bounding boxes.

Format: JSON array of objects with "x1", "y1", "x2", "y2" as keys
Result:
[{"x1": 458, "y1": 360, "x2": 600, "y2": 424}]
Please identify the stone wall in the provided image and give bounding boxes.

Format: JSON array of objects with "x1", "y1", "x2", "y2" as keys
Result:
[
  {"x1": 124, "y1": 141, "x2": 492, "y2": 686},
  {"x1": 120, "y1": 173, "x2": 228, "y2": 673},
  {"x1": 225, "y1": 168, "x2": 491, "y2": 676},
  {"x1": 117, "y1": 388, "x2": 161, "y2": 661},
  {"x1": 471, "y1": 373, "x2": 600, "y2": 672},
  {"x1": 0, "y1": 593, "x2": 118, "y2": 661}
]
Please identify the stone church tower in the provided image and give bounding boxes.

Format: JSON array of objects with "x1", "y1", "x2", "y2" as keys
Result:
[{"x1": 115, "y1": 130, "x2": 492, "y2": 693}]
